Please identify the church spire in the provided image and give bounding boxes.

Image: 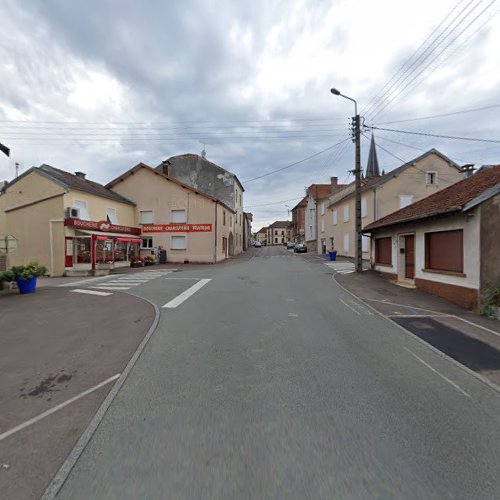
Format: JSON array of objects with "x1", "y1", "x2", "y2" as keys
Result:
[{"x1": 365, "y1": 132, "x2": 380, "y2": 179}]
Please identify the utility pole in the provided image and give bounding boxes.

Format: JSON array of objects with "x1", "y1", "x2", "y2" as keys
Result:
[
  {"x1": 353, "y1": 114, "x2": 362, "y2": 272},
  {"x1": 331, "y1": 88, "x2": 362, "y2": 272}
]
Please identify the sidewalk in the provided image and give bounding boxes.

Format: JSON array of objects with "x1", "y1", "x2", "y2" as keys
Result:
[
  {"x1": 336, "y1": 270, "x2": 500, "y2": 388},
  {"x1": 0, "y1": 286, "x2": 155, "y2": 499}
]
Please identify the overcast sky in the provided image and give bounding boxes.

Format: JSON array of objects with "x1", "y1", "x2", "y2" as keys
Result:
[{"x1": 1, "y1": 0, "x2": 499, "y2": 230}]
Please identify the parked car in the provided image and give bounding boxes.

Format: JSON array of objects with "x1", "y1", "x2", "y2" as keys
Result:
[
  {"x1": 254, "y1": 241, "x2": 262, "y2": 248},
  {"x1": 294, "y1": 243, "x2": 307, "y2": 253},
  {"x1": 286, "y1": 241, "x2": 296, "y2": 249}
]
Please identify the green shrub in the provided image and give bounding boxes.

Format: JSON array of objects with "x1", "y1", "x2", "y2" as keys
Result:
[
  {"x1": 0, "y1": 262, "x2": 47, "y2": 282},
  {"x1": 480, "y1": 285, "x2": 500, "y2": 316}
]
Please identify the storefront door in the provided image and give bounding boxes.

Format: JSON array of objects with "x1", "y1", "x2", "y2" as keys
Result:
[
  {"x1": 65, "y1": 237, "x2": 73, "y2": 267},
  {"x1": 404, "y1": 234, "x2": 415, "y2": 279}
]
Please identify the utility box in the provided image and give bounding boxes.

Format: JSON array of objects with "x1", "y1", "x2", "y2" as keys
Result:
[{"x1": 159, "y1": 249, "x2": 167, "y2": 264}]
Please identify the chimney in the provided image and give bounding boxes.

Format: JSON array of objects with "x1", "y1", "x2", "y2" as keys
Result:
[
  {"x1": 461, "y1": 164, "x2": 475, "y2": 178},
  {"x1": 330, "y1": 176, "x2": 338, "y2": 192},
  {"x1": 75, "y1": 171, "x2": 86, "y2": 179}
]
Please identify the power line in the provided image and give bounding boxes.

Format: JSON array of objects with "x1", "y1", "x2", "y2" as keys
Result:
[
  {"x1": 370, "y1": 125, "x2": 500, "y2": 144},
  {"x1": 244, "y1": 196, "x2": 304, "y2": 209},
  {"x1": 374, "y1": 104, "x2": 500, "y2": 125},
  {"x1": 242, "y1": 138, "x2": 351, "y2": 183}
]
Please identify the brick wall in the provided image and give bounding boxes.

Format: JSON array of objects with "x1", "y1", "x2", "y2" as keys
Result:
[{"x1": 415, "y1": 277, "x2": 479, "y2": 310}]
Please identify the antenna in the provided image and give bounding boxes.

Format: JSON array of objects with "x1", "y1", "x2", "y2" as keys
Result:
[{"x1": 199, "y1": 141, "x2": 206, "y2": 159}]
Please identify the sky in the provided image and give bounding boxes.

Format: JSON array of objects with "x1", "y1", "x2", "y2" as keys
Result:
[{"x1": 0, "y1": 0, "x2": 499, "y2": 231}]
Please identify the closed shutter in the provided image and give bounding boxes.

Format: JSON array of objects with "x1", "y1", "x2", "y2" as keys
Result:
[
  {"x1": 375, "y1": 237, "x2": 392, "y2": 265},
  {"x1": 425, "y1": 230, "x2": 463, "y2": 272}
]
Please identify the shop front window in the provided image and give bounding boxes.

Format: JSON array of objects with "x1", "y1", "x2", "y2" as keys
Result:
[
  {"x1": 95, "y1": 239, "x2": 113, "y2": 263},
  {"x1": 128, "y1": 242, "x2": 140, "y2": 261},
  {"x1": 74, "y1": 237, "x2": 91, "y2": 264}
]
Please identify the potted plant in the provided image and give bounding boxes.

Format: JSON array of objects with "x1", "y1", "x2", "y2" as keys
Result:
[
  {"x1": 97, "y1": 260, "x2": 114, "y2": 270},
  {"x1": 130, "y1": 257, "x2": 144, "y2": 268},
  {"x1": 0, "y1": 262, "x2": 47, "y2": 294},
  {"x1": 143, "y1": 255, "x2": 155, "y2": 266}
]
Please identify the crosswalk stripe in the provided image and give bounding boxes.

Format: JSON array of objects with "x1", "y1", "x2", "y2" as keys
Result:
[
  {"x1": 71, "y1": 289, "x2": 113, "y2": 296},
  {"x1": 92, "y1": 286, "x2": 131, "y2": 290}
]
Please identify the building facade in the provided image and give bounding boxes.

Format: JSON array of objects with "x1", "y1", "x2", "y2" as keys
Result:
[
  {"x1": 266, "y1": 221, "x2": 291, "y2": 245},
  {"x1": 158, "y1": 153, "x2": 245, "y2": 255},
  {"x1": 0, "y1": 164, "x2": 139, "y2": 277},
  {"x1": 255, "y1": 227, "x2": 267, "y2": 245},
  {"x1": 290, "y1": 196, "x2": 307, "y2": 243},
  {"x1": 107, "y1": 163, "x2": 235, "y2": 264},
  {"x1": 324, "y1": 149, "x2": 465, "y2": 258},
  {"x1": 365, "y1": 165, "x2": 500, "y2": 310}
]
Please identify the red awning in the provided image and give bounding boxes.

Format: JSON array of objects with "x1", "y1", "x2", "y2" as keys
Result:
[
  {"x1": 116, "y1": 237, "x2": 142, "y2": 243},
  {"x1": 95, "y1": 236, "x2": 108, "y2": 241}
]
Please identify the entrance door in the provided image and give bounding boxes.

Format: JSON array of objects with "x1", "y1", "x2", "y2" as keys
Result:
[
  {"x1": 404, "y1": 234, "x2": 415, "y2": 279},
  {"x1": 65, "y1": 237, "x2": 73, "y2": 267}
]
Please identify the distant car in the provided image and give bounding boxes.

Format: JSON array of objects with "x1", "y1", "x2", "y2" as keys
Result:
[
  {"x1": 286, "y1": 241, "x2": 296, "y2": 249},
  {"x1": 254, "y1": 241, "x2": 262, "y2": 248},
  {"x1": 294, "y1": 243, "x2": 307, "y2": 253}
]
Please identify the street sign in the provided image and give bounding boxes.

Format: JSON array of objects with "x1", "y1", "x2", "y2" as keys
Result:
[{"x1": 0, "y1": 235, "x2": 18, "y2": 254}]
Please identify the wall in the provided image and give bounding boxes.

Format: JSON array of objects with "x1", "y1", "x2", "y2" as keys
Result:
[
  {"x1": 371, "y1": 211, "x2": 481, "y2": 308},
  {"x1": 110, "y1": 167, "x2": 224, "y2": 263},
  {"x1": 64, "y1": 191, "x2": 135, "y2": 227},
  {"x1": 233, "y1": 183, "x2": 244, "y2": 255},
  {"x1": 4, "y1": 196, "x2": 66, "y2": 276},
  {"x1": 479, "y1": 193, "x2": 500, "y2": 299},
  {"x1": 305, "y1": 194, "x2": 316, "y2": 243}
]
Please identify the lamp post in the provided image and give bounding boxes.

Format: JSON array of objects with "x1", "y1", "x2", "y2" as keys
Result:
[{"x1": 330, "y1": 88, "x2": 362, "y2": 272}]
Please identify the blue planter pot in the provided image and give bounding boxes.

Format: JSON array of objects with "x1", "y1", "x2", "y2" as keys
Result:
[
  {"x1": 16, "y1": 276, "x2": 38, "y2": 294},
  {"x1": 329, "y1": 251, "x2": 337, "y2": 261}
]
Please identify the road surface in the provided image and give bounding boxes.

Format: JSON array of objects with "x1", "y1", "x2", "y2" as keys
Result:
[{"x1": 56, "y1": 246, "x2": 500, "y2": 499}]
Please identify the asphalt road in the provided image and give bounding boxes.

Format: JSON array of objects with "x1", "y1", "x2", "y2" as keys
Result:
[{"x1": 56, "y1": 246, "x2": 500, "y2": 499}]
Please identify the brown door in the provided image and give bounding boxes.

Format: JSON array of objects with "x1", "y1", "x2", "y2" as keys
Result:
[{"x1": 404, "y1": 235, "x2": 415, "y2": 279}]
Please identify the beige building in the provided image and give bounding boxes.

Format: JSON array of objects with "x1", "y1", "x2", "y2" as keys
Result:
[
  {"x1": 0, "y1": 164, "x2": 139, "y2": 276},
  {"x1": 265, "y1": 221, "x2": 291, "y2": 245},
  {"x1": 321, "y1": 149, "x2": 465, "y2": 258},
  {"x1": 365, "y1": 166, "x2": 500, "y2": 310},
  {"x1": 255, "y1": 227, "x2": 267, "y2": 244},
  {"x1": 106, "y1": 163, "x2": 236, "y2": 264}
]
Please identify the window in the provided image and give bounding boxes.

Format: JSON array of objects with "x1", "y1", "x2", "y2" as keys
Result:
[
  {"x1": 399, "y1": 195, "x2": 413, "y2": 209},
  {"x1": 343, "y1": 233, "x2": 349, "y2": 253},
  {"x1": 140, "y1": 210, "x2": 153, "y2": 224},
  {"x1": 320, "y1": 202, "x2": 325, "y2": 216},
  {"x1": 107, "y1": 207, "x2": 118, "y2": 224},
  {"x1": 320, "y1": 217, "x2": 325, "y2": 233},
  {"x1": 171, "y1": 209, "x2": 186, "y2": 223},
  {"x1": 240, "y1": 214, "x2": 242, "y2": 226},
  {"x1": 223, "y1": 210, "x2": 226, "y2": 225},
  {"x1": 275, "y1": 238, "x2": 278, "y2": 243},
  {"x1": 330, "y1": 237, "x2": 334, "y2": 249},
  {"x1": 141, "y1": 237, "x2": 153, "y2": 249},
  {"x1": 343, "y1": 206, "x2": 349, "y2": 222},
  {"x1": 230, "y1": 215, "x2": 233, "y2": 226},
  {"x1": 425, "y1": 230, "x2": 463, "y2": 273},
  {"x1": 361, "y1": 199, "x2": 367, "y2": 218},
  {"x1": 74, "y1": 200, "x2": 90, "y2": 221},
  {"x1": 362, "y1": 235, "x2": 370, "y2": 252},
  {"x1": 281, "y1": 230, "x2": 285, "y2": 235},
  {"x1": 375, "y1": 237, "x2": 392, "y2": 265},
  {"x1": 426, "y1": 171, "x2": 438, "y2": 185},
  {"x1": 333, "y1": 210, "x2": 338, "y2": 225},
  {"x1": 171, "y1": 235, "x2": 187, "y2": 250}
]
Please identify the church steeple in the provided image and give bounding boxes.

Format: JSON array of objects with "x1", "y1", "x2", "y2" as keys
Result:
[{"x1": 365, "y1": 132, "x2": 380, "y2": 179}]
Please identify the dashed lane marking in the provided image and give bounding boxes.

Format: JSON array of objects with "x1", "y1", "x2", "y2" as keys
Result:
[
  {"x1": 70, "y1": 289, "x2": 113, "y2": 296},
  {"x1": 92, "y1": 286, "x2": 132, "y2": 291},
  {"x1": 163, "y1": 278, "x2": 212, "y2": 308}
]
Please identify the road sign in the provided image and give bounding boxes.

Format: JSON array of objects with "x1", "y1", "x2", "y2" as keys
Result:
[{"x1": 0, "y1": 235, "x2": 17, "y2": 254}]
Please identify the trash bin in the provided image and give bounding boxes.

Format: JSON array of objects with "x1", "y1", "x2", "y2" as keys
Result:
[
  {"x1": 329, "y1": 251, "x2": 337, "y2": 261},
  {"x1": 159, "y1": 249, "x2": 167, "y2": 264}
]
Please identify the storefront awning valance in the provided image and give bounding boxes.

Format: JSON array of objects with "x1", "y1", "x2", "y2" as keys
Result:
[
  {"x1": 116, "y1": 237, "x2": 142, "y2": 243},
  {"x1": 75, "y1": 229, "x2": 143, "y2": 239}
]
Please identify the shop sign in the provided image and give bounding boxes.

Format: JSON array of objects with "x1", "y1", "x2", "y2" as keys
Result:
[
  {"x1": 142, "y1": 224, "x2": 212, "y2": 233},
  {"x1": 64, "y1": 218, "x2": 141, "y2": 235}
]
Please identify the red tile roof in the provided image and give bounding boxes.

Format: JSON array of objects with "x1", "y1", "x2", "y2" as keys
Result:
[
  {"x1": 269, "y1": 220, "x2": 292, "y2": 228},
  {"x1": 365, "y1": 165, "x2": 500, "y2": 231}
]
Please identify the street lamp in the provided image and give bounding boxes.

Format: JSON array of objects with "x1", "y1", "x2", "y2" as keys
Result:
[{"x1": 330, "y1": 87, "x2": 362, "y2": 272}]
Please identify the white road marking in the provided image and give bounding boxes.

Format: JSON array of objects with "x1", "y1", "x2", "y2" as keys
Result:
[
  {"x1": 163, "y1": 278, "x2": 212, "y2": 308},
  {"x1": 100, "y1": 282, "x2": 140, "y2": 286},
  {"x1": 404, "y1": 347, "x2": 470, "y2": 398},
  {"x1": 165, "y1": 277, "x2": 202, "y2": 280},
  {"x1": 288, "y1": 313, "x2": 299, "y2": 318},
  {"x1": 339, "y1": 298, "x2": 361, "y2": 315},
  {"x1": 143, "y1": 269, "x2": 178, "y2": 272},
  {"x1": 388, "y1": 314, "x2": 451, "y2": 318},
  {"x1": 350, "y1": 300, "x2": 373, "y2": 315},
  {"x1": 58, "y1": 276, "x2": 111, "y2": 287},
  {"x1": 0, "y1": 374, "x2": 121, "y2": 443},
  {"x1": 70, "y1": 289, "x2": 112, "y2": 296},
  {"x1": 92, "y1": 286, "x2": 131, "y2": 291}
]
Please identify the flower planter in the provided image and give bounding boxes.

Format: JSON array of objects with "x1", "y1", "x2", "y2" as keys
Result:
[
  {"x1": 16, "y1": 276, "x2": 38, "y2": 294},
  {"x1": 97, "y1": 262, "x2": 114, "y2": 270},
  {"x1": 130, "y1": 261, "x2": 144, "y2": 268}
]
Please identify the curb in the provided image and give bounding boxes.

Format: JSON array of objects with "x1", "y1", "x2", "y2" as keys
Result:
[
  {"x1": 331, "y1": 273, "x2": 500, "y2": 398},
  {"x1": 41, "y1": 296, "x2": 161, "y2": 499}
]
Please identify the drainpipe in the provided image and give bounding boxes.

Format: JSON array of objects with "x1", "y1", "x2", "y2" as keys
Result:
[
  {"x1": 214, "y1": 201, "x2": 218, "y2": 263},
  {"x1": 49, "y1": 219, "x2": 64, "y2": 277}
]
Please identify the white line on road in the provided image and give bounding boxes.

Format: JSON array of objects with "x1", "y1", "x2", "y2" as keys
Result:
[
  {"x1": 92, "y1": 286, "x2": 131, "y2": 291},
  {"x1": 70, "y1": 289, "x2": 113, "y2": 296},
  {"x1": 339, "y1": 298, "x2": 361, "y2": 315},
  {"x1": 165, "y1": 277, "x2": 203, "y2": 280},
  {"x1": 162, "y1": 278, "x2": 212, "y2": 308},
  {"x1": 404, "y1": 347, "x2": 471, "y2": 398},
  {"x1": 102, "y1": 282, "x2": 141, "y2": 285},
  {"x1": 0, "y1": 374, "x2": 121, "y2": 443}
]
